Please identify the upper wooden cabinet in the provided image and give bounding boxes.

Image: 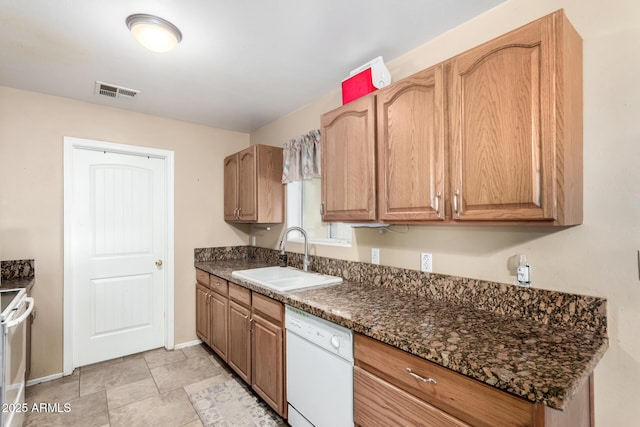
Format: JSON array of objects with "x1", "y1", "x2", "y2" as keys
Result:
[
  {"x1": 377, "y1": 65, "x2": 446, "y2": 222},
  {"x1": 448, "y1": 10, "x2": 582, "y2": 224},
  {"x1": 224, "y1": 144, "x2": 284, "y2": 223},
  {"x1": 320, "y1": 9, "x2": 582, "y2": 226},
  {"x1": 321, "y1": 94, "x2": 377, "y2": 222}
]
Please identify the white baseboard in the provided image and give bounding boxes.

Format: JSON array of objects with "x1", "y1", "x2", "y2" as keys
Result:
[
  {"x1": 174, "y1": 339, "x2": 203, "y2": 350},
  {"x1": 26, "y1": 372, "x2": 64, "y2": 387}
]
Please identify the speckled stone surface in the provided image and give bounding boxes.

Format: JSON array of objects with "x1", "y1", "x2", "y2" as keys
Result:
[
  {"x1": 196, "y1": 246, "x2": 607, "y2": 334},
  {"x1": 1, "y1": 259, "x2": 35, "y2": 291},
  {"x1": 194, "y1": 248, "x2": 609, "y2": 410},
  {"x1": 195, "y1": 247, "x2": 251, "y2": 262},
  {"x1": 0, "y1": 277, "x2": 35, "y2": 291},
  {"x1": 1, "y1": 259, "x2": 34, "y2": 281},
  {"x1": 284, "y1": 282, "x2": 606, "y2": 410}
]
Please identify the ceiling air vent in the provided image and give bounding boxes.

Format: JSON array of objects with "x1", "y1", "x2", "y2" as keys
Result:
[{"x1": 95, "y1": 81, "x2": 140, "y2": 100}]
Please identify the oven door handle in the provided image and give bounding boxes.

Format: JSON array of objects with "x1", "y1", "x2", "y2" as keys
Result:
[{"x1": 6, "y1": 297, "x2": 34, "y2": 329}]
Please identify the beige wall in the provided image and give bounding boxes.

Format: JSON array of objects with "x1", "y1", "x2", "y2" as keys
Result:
[
  {"x1": 0, "y1": 86, "x2": 250, "y2": 379},
  {"x1": 0, "y1": 0, "x2": 637, "y2": 422},
  {"x1": 250, "y1": 0, "x2": 640, "y2": 424}
]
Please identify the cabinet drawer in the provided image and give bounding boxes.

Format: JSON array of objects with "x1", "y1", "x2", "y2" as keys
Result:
[
  {"x1": 354, "y1": 334, "x2": 533, "y2": 427},
  {"x1": 252, "y1": 293, "x2": 283, "y2": 324},
  {"x1": 229, "y1": 282, "x2": 251, "y2": 306},
  {"x1": 196, "y1": 269, "x2": 209, "y2": 286},
  {"x1": 355, "y1": 366, "x2": 469, "y2": 427},
  {"x1": 209, "y1": 275, "x2": 229, "y2": 296}
]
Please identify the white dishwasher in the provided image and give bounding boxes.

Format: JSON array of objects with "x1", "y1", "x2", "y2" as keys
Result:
[{"x1": 285, "y1": 305, "x2": 354, "y2": 427}]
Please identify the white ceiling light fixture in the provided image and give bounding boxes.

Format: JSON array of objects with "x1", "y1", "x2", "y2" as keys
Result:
[{"x1": 126, "y1": 13, "x2": 182, "y2": 53}]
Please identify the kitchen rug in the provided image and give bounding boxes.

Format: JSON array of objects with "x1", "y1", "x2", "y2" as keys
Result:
[{"x1": 187, "y1": 376, "x2": 285, "y2": 427}]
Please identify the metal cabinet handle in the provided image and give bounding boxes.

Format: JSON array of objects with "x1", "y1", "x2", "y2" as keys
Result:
[
  {"x1": 237, "y1": 207, "x2": 242, "y2": 218},
  {"x1": 434, "y1": 192, "x2": 441, "y2": 218},
  {"x1": 453, "y1": 190, "x2": 460, "y2": 219},
  {"x1": 320, "y1": 201, "x2": 325, "y2": 216},
  {"x1": 406, "y1": 368, "x2": 437, "y2": 384}
]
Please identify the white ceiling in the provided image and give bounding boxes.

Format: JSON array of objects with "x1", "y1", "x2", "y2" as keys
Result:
[{"x1": 0, "y1": 0, "x2": 504, "y2": 133}]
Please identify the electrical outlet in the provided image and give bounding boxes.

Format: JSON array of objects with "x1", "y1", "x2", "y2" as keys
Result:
[
  {"x1": 371, "y1": 248, "x2": 380, "y2": 265},
  {"x1": 420, "y1": 253, "x2": 432, "y2": 272}
]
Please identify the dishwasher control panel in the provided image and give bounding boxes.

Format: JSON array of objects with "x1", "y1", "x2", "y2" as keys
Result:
[{"x1": 285, "y1": 305, "x2": 353, "y2": 361}]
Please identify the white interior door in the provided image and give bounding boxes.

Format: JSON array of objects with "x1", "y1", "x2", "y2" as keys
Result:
[{"x1": 71, "y1": 146, "x2": 166, "y2": 367}]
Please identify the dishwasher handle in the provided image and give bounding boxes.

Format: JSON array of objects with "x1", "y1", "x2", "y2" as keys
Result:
[{"x1": 6, "y1": 297, "x2": 35, "y2": 329}]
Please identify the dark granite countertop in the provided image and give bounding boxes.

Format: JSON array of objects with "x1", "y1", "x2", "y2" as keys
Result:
[
  {"x1": 195, "y1": 259, "x2": 608, "y2": 410},
  {"x1": 0, "y1": 277, "x2": 35, "y2": 292}
]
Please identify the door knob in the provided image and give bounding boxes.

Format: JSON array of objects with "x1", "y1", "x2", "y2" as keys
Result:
[{"x1": 155, "y1": 259, "x2": 163, "y2": 267}]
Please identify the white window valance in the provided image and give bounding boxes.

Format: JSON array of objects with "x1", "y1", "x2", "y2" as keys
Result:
[{"x1": 282, "y1": 129, "x2": 321, "y2": 184}]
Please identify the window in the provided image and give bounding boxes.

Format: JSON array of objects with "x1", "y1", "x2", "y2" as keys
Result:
[{"x1": 286, "y1": 179, "x2": 352, "y2": 246}]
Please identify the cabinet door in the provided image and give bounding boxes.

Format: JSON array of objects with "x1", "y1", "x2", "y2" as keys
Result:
[
  {"x1": 254, "y1": 145, "x2": 284, "y2": 224},
  {"x1": 251, "y1": 313, "x2": 284, "y2": 416},
  {"x1": 237, "y1": 147, "x2": 257, "y2": 221},
  {"x1": 377, "y1": 66, "x2": 445, "y2": 221},
  {"x1": 449, "y1": 15, "x2": 555, "y2": 221},
  {"x1": 209, "y1": 291, "x2": 228, "y2": 361},
  {"x1": 321, "y1": 95, "x2": 377, "y2": 221},
  {"x1": 355, "y1": 334, "x2": 534, "y2": 427},
  {"x1": 223, "y1": 154, "x2": 239, "y2": 220},
  {"x1": 228, "y1": 300, "x2": 251, "y2": 382},
  {"x1": 195, "y1": 284, "x2": 210, "y2": 345},
  {"x1": 354, "y1": 367, "x2": 470, "y2": 427}
]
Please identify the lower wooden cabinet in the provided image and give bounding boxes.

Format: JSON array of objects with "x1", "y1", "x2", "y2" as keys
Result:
[
  {"x1": 195, "y1": 272, "x2": 228, "y2": 361},
  {"x1": 195, "y1": 283, "x2": 210, "y2": 345},
  {"x1": 355, "y1": 366, "x2": 469, "y2": 427},
  {"x1": 354, "y1": 333, "x2": 593, "y2": 427},
  {"x1": 251, "y1": 293, "x2": 285, "y2": 416},
  {"x1": 195, "y1": 269, "x2": 286, "y2": 418},
  {"x1": 208, "y1": 291, "x2": 228, "y2": 360},
  {"x1": 228, "y1": 297, "x2": 252, "y2": 383}
]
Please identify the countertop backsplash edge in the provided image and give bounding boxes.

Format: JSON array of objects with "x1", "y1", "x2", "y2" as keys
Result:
[
  {"x1": 1, "y1": 259, "x2": 35, "y2": 281},
  {"x1": 194, "y1": 246, "x2": 607, "y2": 336}
]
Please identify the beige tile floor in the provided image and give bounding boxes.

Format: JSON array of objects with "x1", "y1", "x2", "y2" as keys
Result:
[{"x1": 24, "y1": 344, "x2": 269, "y2": 427}]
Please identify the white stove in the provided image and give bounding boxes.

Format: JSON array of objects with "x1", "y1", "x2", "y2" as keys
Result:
[{"x1": 0, "y1": 288, "x2": 34, "y2": 427}]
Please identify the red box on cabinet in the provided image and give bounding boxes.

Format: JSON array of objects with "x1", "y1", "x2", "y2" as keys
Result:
[{"x1": 341, "y1": 68, "x2": 376, "y2": 104}]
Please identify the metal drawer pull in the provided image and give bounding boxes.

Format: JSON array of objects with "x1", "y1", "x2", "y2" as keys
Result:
[
  {"x1": 453, "y1": 190, "x2": 460, "y2": 218},
  {"x1": 406, "y1": 368, "x2": 437, "y2": 384}
]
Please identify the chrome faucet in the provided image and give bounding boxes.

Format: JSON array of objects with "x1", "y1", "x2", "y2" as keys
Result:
[{"x1": 279, "y1": 226, "x2": 310, "y2": 271}]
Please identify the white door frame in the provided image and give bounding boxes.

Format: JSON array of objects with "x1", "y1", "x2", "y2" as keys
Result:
[{"x1": 63, "y1": 136, "x2": 175, "y2": 375}]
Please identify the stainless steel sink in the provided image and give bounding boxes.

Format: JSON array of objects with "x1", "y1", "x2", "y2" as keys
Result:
[{"x1": 231, "y1": 266, "x2": 343, "y2": 291}]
